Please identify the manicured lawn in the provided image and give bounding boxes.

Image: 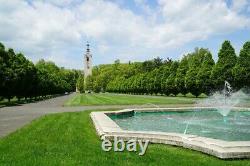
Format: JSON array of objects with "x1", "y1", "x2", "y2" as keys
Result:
[
  {"x1": 0, "y1": 110, "x2": 249, "y2": 165},
  {"x1": 64, "y1": 93, "x2": 196, "y2": 106}
]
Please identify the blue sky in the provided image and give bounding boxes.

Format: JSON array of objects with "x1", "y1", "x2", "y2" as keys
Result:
[{"x1": 0, "y1": 0, "x2": 250, "y2": 69}]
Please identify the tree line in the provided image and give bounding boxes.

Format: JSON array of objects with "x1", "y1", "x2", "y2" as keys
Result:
[
  {"x1": 0, "y1": 42, "x2": 80, "y2": 102},
  {"x1": 82, "y1": 40, "x2": 250, "y2": 97}
]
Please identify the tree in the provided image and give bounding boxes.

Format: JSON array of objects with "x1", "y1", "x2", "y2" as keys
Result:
[
  {"x1": 185, "y1": 48, "x2": 209, "y2": 97},
  {"x1": 232, "y1": 41, "x2": 250, "y2": 90},
  {"x1": 160, "y1": 63, "x2": 172, "y2": 94},
  {"x1": 185, "y1": 54, "x2": 197, "y2": 97},
  {"x1": 76, "y1": 75, "x2": 85, "y2": 93},
  {"x1": 36, "y1": 59, "x2": 77, "y2": 96},
  {"x1": 0, "y1": 42, "x2": 79, "y2": 102},
  {"x1": 211, "y1": 40, "x2": 237, "y2": 90},
  {"x1": 14, "y1": 54, "x2": 37, "y2": 100},
  {"x1": 85, "y1": 75, "x2": 94, "y2": 92},
  {"x1": 153, "y1": 68, "x2": 163, "y2": 94},
  {"x1": 141, "y1": 60, "x2": 155, "y2": 72},
  {"x1": 165, "y1": 61, "x2": 179, "y2": 96},
  {"x1": 175, "y1": 55, "x2": 189, "y2": 96},
  {"x1": 153, "y1": 57, "x2": 163, "y2": 68},
  {"x1": 185, "y1": 48, "x2": 210, "y2": 97},
  {"x1": 0, "y1": 43, "x2": 6, "y2": 98},
  {"x1": 196, "y1": 51, "x2": 215, "y2": 95},
  {"x1": 3, "y1": 49, "x2": 16, "y2": 101}
]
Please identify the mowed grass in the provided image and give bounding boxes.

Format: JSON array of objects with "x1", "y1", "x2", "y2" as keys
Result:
[
  {"x1": 0, "y1": 110, "x2": 249, "y2": 166},
  {"x1": 64, "y1": 93, "x2": 196, "y2": 106}
]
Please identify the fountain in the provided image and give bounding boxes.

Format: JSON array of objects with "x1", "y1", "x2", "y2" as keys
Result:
[
  {"x1": 196, "y1": 81, "x2": 246, "y2": 117},
  {"x1": 184, "y1": 81, "x2": 240, "y2": 134},
  {"x1": 224, "y1": 81, "x2": 232, "y2": 98},
  {"x1": 92, "y1": 81, "x2": 250, "y2": 159},
  {"x1": 217, "y1": 81, "x2": 233, "y2": 117}
]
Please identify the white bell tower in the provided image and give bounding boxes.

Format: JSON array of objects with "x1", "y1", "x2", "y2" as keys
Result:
[{"x1": 84, "y1": 42, "x2": 92, "y2": 78}]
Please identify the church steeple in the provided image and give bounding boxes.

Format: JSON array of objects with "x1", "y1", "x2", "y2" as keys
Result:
[
  {"x1": 84, "y1": 41, "x2": 92, "y2": 79},
  {"x1": 86, "y1": 41, "x2": 90, "y2": 53}
]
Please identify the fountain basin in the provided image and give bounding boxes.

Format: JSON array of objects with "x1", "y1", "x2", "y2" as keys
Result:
[{"x1": 90, "y1": 107, "x2": 250, "y2": 159}]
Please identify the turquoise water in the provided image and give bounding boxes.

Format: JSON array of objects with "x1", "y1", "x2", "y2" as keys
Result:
[{"x1": 109, "y1": 109, "x2": 250, "y2": 141}]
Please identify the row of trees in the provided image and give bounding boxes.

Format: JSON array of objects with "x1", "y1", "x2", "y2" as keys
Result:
[
  {"x1": 0, "y1": 42, "x2": 80, "y2": 101},
  {"x1": 85, "y1": 40, "x2": 250, "y2": 97}
]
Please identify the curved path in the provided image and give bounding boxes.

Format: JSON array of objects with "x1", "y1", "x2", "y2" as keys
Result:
[{"x1": 0, "y1": 93, "x2": 193, "y2": 138}]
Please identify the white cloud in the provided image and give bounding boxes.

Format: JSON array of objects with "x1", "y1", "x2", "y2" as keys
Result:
[
  {"x1": 0, "y1": 0, "x2": 249, "y2": 68},
  {"x1": 231, "y1": 0, "x2": 250, "y2": 12},
  {"x1": 158, "y1": 0, "x2": 249, "y2": 41}
]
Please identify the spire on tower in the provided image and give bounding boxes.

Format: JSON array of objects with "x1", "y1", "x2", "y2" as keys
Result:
[
  {"x1": 84, "y1": 41, "x2": 93, "y2": 80},
  {"x1": 86, "y1": 41, "x2": 90, "y2": 53}
]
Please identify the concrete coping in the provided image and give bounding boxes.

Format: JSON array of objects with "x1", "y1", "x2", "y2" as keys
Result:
[{"x1": 90, "y1": 107, "x2": 250, "y2": 159}]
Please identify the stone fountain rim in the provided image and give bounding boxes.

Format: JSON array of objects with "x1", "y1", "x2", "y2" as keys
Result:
[{"x1": 90, "y1": 107, "x2": 250, "y2": 159}]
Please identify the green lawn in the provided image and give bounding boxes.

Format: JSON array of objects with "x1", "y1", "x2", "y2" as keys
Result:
[
  {"x1": 64, "y1": 93, "x2": 196, "y2": 106},
  {"x1": 0, "y1": 110, "x2": 249, "y2": 165}
]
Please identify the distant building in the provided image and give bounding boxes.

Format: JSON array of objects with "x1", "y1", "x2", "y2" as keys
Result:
[
  {"x1": 84, "y1": 42, "x2": 92, "y2": 79},
  {"x1": 76, "y1": 42, "x2": 93, "y2": 93}
]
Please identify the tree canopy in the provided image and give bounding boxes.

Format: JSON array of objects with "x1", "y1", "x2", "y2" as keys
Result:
[
  {"x1": 86, "y1": 40, "x2": 249, "y2": 97},
  {"x1": 0, "y1": 42, "x2": 80, "y2": 101},
  {"x1": 233, "y1": 41, "x2": 250, "y2": 90},
  {"x1": 211, "y1": 40, "x2": 237, "y2": 90},
  {"x1": 1, "y1": 40, "x2": 249, "y2": 100}
]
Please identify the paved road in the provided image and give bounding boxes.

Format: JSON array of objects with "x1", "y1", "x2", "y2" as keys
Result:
[{"x1": 0, "y1": 93, "x2": 193, "y2": 138}]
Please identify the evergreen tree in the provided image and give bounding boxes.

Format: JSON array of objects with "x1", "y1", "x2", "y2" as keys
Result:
[
  {"x1": 160, "y1": 63, "x2": 172, "y2": 94},
  {"x1": 232, "y1": 41, "x2": 250, "y2": 89},
  {"x1": 211, "y1": 40, "x2": 237, "y2": 90},
  {"x1": 165, "y1": 61, "x2": 179, "y2": 96},
  {"x1": 0, "y1": 43, "x2": 6, "y2": 98},
  {"x1": 175, "y1": 55, "x2": 189, "y2": 96},
  {"x1": 76, "y1": 75, "x2": 85, "y2": 93},
  {"x1": 4, "y1": 49, "x2": 16, "y2": 101},
  {"x1": 185, "y1": 48, "x2": 208, "y2": 97},
  {"x1": 196, "y1": 51, "x2": 215, "y2": 95},
  {"x1": 85, "y1": 75, "x2": 94, "y2": 92}
]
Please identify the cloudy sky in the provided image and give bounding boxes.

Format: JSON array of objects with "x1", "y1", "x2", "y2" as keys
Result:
[{"x1": 0, "y1": 0, "x2": 250, "y2": 69}]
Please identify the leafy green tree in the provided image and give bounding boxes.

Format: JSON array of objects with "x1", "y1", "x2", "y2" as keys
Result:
[
  {"x1": 60, "y1": 69, "x2": 78, "y2": 92},
  {"x1": 14, "y1": 53, "x2": 37, "y2": 100},
  {"x1": 85, "y1": 75, "x2": 94, "y2": 92},
  {"x1": 196, "y1": 51, "x2": 215, "y2": 95},
  {"x1": 153, "y1": 57, "x2": 163, "y2": 68},
  {"x1": 211, "y1": 40, "x2": 237, "y2": 90},
  {"x1": 141, "y1": 60, "x2": 155, "y2": 72},
  {"x1": 185, "y1": 48, "x2": 209, "y2": 97},
  {"x1": 141, "y1": 57, "x2": 163, "y2": 72},
  {"x1": 36, "y1": 59, "x2": 77, "y2": 96},
  {"x1": 232, "y1": 41, "x2": 250, "y2": 89},
  {"x1": 175, "y1": 55, "x2": 189, "y2": 96},
  {"x1": 3, "y1": 49, "x2": 16, "y2": 101},
  {"x1": 145, "y1": 72, "x2": 154, "y2": 95},
  {"x1": 0, "y1": 42, "x2": 80, "y2": 102},
  {"x1": 160, "y1": 63, "x2": 172, "y2": 94},
  {"x1": 76, "y1": 75, "x2": 85, "y2": 93},
  {"x1": 0, "y1": 42, "x2": 6, "y2": 98},
  {"x1": 151, "y1": 68, "x2": 163, "y2": 95},
  {"x1": 165, "y1": 61, "x2": 179, "y2": 96},
  {"x1": 185, "y1": 55, "x2": 198, "y2": 97}
]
